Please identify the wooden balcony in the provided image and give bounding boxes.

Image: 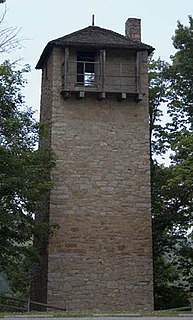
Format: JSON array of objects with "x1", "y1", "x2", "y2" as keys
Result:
[{"x1": 61, "y1": 59, "x2": 144, "y2": 102}]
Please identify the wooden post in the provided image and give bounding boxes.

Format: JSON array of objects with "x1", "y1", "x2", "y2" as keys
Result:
[
  {"x1": 136, "y1": 51, "x2": 142, "y2": 93},
  {"x1": 100, "y1": 49, "x2": 106, "y2": 92},
  {"x1": 63, "y1": 47, "x2": 69, "y2": 90}
]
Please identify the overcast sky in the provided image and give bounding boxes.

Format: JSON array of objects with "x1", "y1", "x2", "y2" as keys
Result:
[{"x1": 1, "y1": 0, "x2": 193, "y2": 116}]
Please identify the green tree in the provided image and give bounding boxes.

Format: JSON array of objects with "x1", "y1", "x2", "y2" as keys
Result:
[
  {"x1": 148, "y1": 56, "x2": 170, "y2": 157},
  {"x1": 150, "y1": 16, "x2": 193, "y2": 309},
  {"x1": 0, "y1": 61, "x2": 54, "y2": 297}
]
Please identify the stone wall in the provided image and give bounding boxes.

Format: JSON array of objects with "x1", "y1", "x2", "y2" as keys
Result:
[
  {"x1": 38, "y1": 46, "x2": 153, "y2": 311},
  {"x1": 30, "y1": 53, "x2": 54, "y2": 308}
]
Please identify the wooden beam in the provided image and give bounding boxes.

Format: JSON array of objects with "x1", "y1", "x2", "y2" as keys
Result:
[
  {"x1": 118, "y1": 92, "x2": 127, "y2": 101},
  {"x1": 61, "y1": 90, "x2": 71, "y2": 99},
  {"x1": 136, "y1": 51, "x2": 142, "y2": 94},
  {"x1": 135, "y1": 93, "x2": 144, "y2": 102},
  {"x1": 98, "y1": 92, "x2": 106, "y2": 100},
  {"x1": 62, "y1": 47, "x2": 69, "y2": 90},
  {"x1": 100, "y1": 49, "x2": 106, "y2": 92},
  {"x1": 77, "y1": 91, "x2": 85, "y2": 99}
]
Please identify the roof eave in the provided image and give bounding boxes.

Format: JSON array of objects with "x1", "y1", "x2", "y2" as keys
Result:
[
  {"x1": 36, "y1": 42, "x2": 53, "y2": 69},
  {"x1": 36, "y1": 41, "x2": 154, "y2": 70}
]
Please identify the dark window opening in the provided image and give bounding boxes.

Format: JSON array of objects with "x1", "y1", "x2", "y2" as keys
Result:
[{"x1": 77, "y1": 51, "x2": 96, "y2": 86}]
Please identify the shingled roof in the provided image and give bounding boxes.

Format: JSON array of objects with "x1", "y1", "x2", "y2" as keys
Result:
[{"x1": 36, "y1": 25, "x2": 154, "y2": 69}]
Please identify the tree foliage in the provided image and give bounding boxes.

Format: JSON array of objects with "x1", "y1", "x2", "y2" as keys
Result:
[
  {"x1": 0, "y1": 61, "x2": 54, "y2": 296},
  {"x1": 151, "y1": 16, "x2": 193, "y2": 309}
]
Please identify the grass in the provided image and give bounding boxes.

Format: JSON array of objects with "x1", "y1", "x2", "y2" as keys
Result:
[{"x1": 0, "y1": 309, "x2": 193, "y2": 318}]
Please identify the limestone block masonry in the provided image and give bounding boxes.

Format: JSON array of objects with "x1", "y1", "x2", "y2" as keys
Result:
[{"x1": 34, "y1": 20, "x2": 154, "y2": 312}]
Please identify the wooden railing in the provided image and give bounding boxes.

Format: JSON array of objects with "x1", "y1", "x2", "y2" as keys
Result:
[
  {"x1": 0, "y1": 294, "x2": 66, "y2": 312},
  {"x1": 62, "y1": 60, "x2": 138, "y2": 94}
]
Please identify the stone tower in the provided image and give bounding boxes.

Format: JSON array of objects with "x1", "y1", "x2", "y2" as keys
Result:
[{"x1": 32, "y1": 18, "x2": 154, "y2": 311}]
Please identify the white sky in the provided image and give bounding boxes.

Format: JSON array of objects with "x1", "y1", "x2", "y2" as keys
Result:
[{"x1": 1, "y1": 0, "x2": 193, "y2": 116}]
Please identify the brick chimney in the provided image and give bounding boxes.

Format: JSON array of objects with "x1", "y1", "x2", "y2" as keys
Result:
[{"x1": 125, "y1": 18, "x2": 141, "y2": 42}]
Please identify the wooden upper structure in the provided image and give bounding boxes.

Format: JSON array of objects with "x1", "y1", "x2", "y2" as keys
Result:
[{"x1": 36, "y1": 20, "x2": 154, "y2": 101}]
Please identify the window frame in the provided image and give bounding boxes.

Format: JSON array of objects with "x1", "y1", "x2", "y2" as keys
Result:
[{"x1": 77, "y1": 50, "x2": 96, "y2": 86}]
